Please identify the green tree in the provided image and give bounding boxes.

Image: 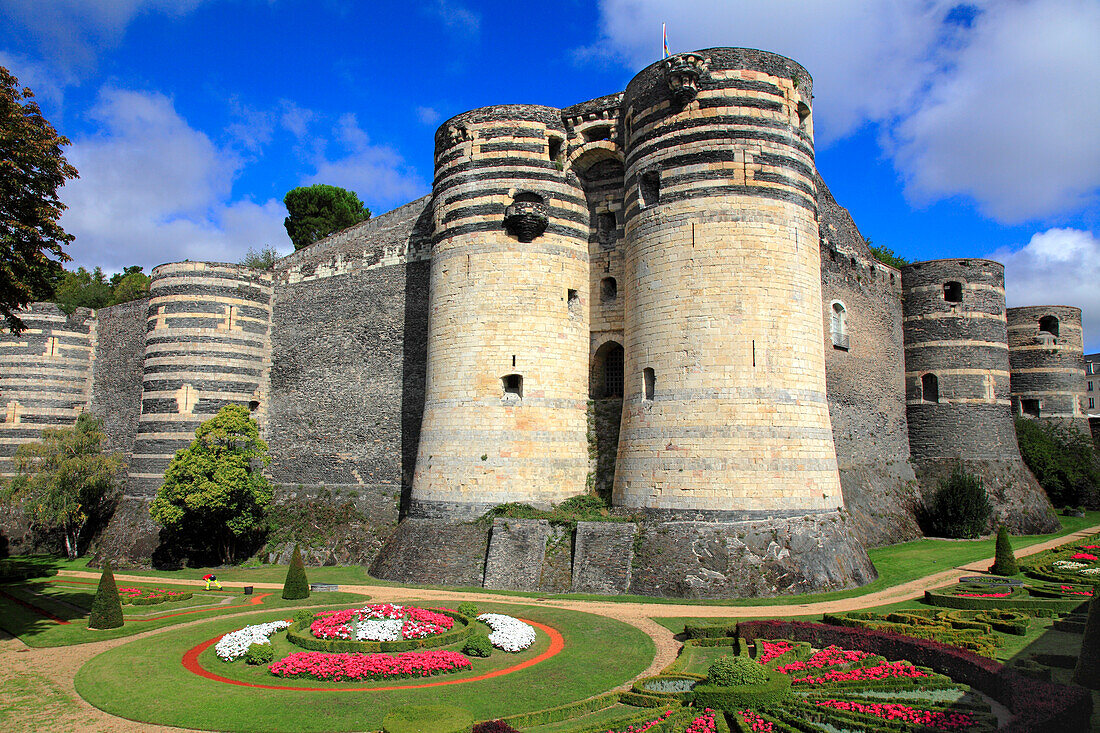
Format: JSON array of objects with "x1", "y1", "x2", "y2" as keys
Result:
[
  {"x1": 283, "y1": 184, "x2": 370, "y2": 250},
  {"x1": 1016, "y1": 417, "x2": 1100, "y2": 507},
  {"x1": 149, "y1": 404, "x2": 272, "y2": 563},
  {"x1": 239, "y1": 246, "x2": 280, "y2": 270},
  {"x1": 920, "y1": 465, "x2": 992, "y2": 538},
  {"x1": 55, "y1": 266, "x2": 112, "y2": 312},
  {"x1": 88, "y1": 559, "x2": 124, "y2": 629},
  {"x1": 3, "y1": 412, "x2": 122, "y2": 559},
  {"x1": 0, "y1": 65, "x2": 78, "y2": 332},
  {"x1": 988, "y1": 524, "x2": 1019, "y2": 576},
  {"x1": 866, "y1": 240, "x2": 909, "y2": 269},
  {"x1": 281, "y1": 544, "x2": 310, "y2": 600},
  {"x1": 107, "y1": 266, "x2": 150, "y2": 305}
]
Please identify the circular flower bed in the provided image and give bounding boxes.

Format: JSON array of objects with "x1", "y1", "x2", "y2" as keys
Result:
[
  {"x1": 1023, "y1": 534, "x2": 1100, "y2": 585},
  {"x1": 118, "y1": 586, "x2": 193, "y2": 606},
  {"x1": 477, "y1": 613, "x2": 536, "y2": 653},
  {"x1": 311, "y1": 604, "x2": 454, "y2": 642},
  {"x1": 215, "y1": 620, "x2": 291, "y2": 662},
  {"x1": 268, "y1": 649, "x2": 471, "y2": 682}
]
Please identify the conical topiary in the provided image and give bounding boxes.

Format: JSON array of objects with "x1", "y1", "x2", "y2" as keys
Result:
[
  {"x1": 88, "y1": 560, "x2": 124, "y2": 629},
  {"x1": 1074, "y1": 594, "x2": 1100, "y2": 688},
  {"x1": 988, "y1": 524, "x2": 1019, "y2": 576},
  {"x1": 281, "y1": 544, "x2": 310, "y2": 600}
]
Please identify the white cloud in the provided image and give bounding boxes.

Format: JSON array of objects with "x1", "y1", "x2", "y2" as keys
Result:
[
  {"x1": 417, "y1": 106, "x2": 441, "y2": 125},
  {"x1": 59, "y1": 88, "x2": 290, "y2": 271},
  {"x1": 585, "y1": 0, "x2": 1100, "y2": 223},
  {"x1": 992, "y1": 228, "x2": 1100, "y2": 352},
  {"x1": 891, "y1": 0, "x2": 1100, "y2": 222},
  {"x1": 430, "y1": 0, "x2": 481, "y2": 37},
  {"x1": 0, "y1": 51, "x2": 75, "y2": 112},
  {"x1": 0, "y1": 0, "x2": 207, "y2": 72}
]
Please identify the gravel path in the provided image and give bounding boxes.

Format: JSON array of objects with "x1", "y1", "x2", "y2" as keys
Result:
[{"x1": 3, "y1": 523, "x2": 1094, "y2": 732}]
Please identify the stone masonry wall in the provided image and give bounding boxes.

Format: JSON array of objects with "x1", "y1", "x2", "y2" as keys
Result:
[
  {"x1": 818, "y1": 177, "x2": 919, "y2": 546},
  {"x1": 90, "y1": 298, "x2": 148, "y2": 459},
  {"x1": 1007, "y1": 305, "x2": 1089, "y2": 435}
]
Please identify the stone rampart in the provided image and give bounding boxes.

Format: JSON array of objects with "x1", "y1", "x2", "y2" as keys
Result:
[{"x1": 1007, "y1": 305, "x2": 1089, "y2": 434}]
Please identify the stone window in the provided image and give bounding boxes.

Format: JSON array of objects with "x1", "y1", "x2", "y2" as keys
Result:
[
  {"x1": 1089, "y1": 381, "x2": 1093, "y2": 391},
  {"x1": 829, "y1": 301, "x2": 848, "y2": 350},
  {"x1": 547, "y1": 136, "x2": 563, "y2": 163},
  {"x1": 597, "y1": 211, "x2": 616, "y2": 232},
  {"x1": 502, "y1": 374, "x2": 523, "y2": 399},
  {"x1": 797, "y1": 102, "x2": 811, "y2": 127},
  {"x1": 943, "y1": 281, "x2": 962, "y2": 303},
  {"x1": 1021, "y1": 398, "x2": 1040, "y2": 417},
  {"x1": 1039, "y1": 315, "x2": 1059, "y2": 337},
  {"x1": 921, "y1": 373, "x2": 939, "y2": 403},
  {"x1": 1090, "y1": 398, "x2": 1095, "y2": 410},
  {"x1": 248, "y1": 400, "x2": 260, "y2": 412},
  {"x1": 640, "y1": 170, "x2": 660, "y2": 208},
  {"x1": 567, "y1": 288, "x2": 580, "y2": 316},
  {"x1": 591, "y1": 342, "x2": 625, "y2": 399},
  {"x1": 601, "y1": 277, "x2": 617, "y2": 302},
  {"x1": 584, "y1": 125, "x2": 611, "y2": 142},
  {"x1": 643, "y1": 367, "x2": 655, "y2": 401}
]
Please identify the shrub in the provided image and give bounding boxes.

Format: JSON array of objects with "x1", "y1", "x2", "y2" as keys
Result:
[
  {"x1": 989, "y1": 524, "x2": 1020, "y2": 576},
  {"x1": 463, "y1": 635, "x2": 492, "y2": 657},
  {"x1": 245, "y1": 643, "x2": 274, "y2": 665},
  {"x1": 1016, "y1": 417, "x2": 1100, "y2": 508},
  {"x1": 707, "y1": 654, "x2": 767, "y2": 686},
  {"x1": 381, "y1": 704, "x2": 472, "y2": 733},
  {"x1": 921, "y1": 465, "x2": 991, "y2": 538},
  {"x1": 692, "y1": 674, "x2": 792, "y2": 712},
  {"x1": 472, "y1": 722, "x2": 521, "y2": 733},
  {"x1": 457, "y1": 601, "x2": 478, "y2": 619},
  {"x1": 293, "y1": 609, "x2": 315, "y2": 625},
  {"x1": 88, "y1": 560, "x2": 124, "y2": 629},
  {"x1": 282, "y1": 544, "x2": 309, "y2": 600}
]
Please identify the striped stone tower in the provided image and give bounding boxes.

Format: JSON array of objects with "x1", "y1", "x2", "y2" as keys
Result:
[
  {"x1": 126, "y1": 262, "x2": 273, "y2": 496},
  {"x1": 409, "y1": 105, "x2": 591, "y2": 517},
  {"x1": 901, "y1": 259, "x2": 1057, "y2": 532},
  {"x1": 0, "y1": 303, "x2": 95, "y2": 475},
  {"x1": 1007, "y1": 305, "x2": 1089, "y2": 434},
  {"x1": 613, "y1": 48, "x2": 843, "y2": 518}
]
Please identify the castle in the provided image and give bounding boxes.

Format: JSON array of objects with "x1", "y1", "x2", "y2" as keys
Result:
[{"x1": 0, "y1": 48, "x2": 1088, "y2": 598}]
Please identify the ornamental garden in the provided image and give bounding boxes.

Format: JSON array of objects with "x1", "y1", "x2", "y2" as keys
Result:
[{"x1": 3, "y1": 522, "x2": 1100, "y2": 732}]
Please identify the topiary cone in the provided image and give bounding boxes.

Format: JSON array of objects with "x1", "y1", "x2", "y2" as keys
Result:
[
  {"x1": 88, "y1": 559, "x2": 124, "y2": 629},
  {"x1": 989, "y1": 524, "x2": 1019, "y2": 576},
  {"x1": 282, "y1": 544, "x2": 310, "y2": 600},
  {"x1": 1074, "y1": 593, "x2": 1100, "y2": 688}
]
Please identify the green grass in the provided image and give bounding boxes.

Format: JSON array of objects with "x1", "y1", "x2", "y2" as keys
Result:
[
  {"x1": 523, "y1": 704, "x2": 665, "y2": 732},
  {"x1": 75, "y1": 602, "x2": 654, "y2": 733}
]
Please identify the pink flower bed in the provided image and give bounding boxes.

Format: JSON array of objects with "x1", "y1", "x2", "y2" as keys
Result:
[
  {"x1": 268, "y1": 649, "x2": 470, "y2": 681},
  {"x1": 957, "y1": 592, "x2": 1012, "y2": 598},
  {"x1": 738, "y1": 710, "x2": 775, "y2": 732},
  {"x1": 601, "y1": 709, "x2": 673, "y2": 732},
  {"x1": 1071, "y1": 553, "x2": 1098, "y2": 561},
  {"x1": 309, "y1": 604, "x2": 454, "y2": 641},
  {"x1": 683, "y1": 709, "x2": 717, "y2": 733},
  {"x1": 1081, "y1": 545, "x2": 1100, "y2": 549},
  {"x1": 777, "y1": 645, "x2": 870, "y2": 674},
  {"x1": 1060, "y1": 585, "x2": 1094, "y2": 596},
  {"x1": 792, "y1": 660, "x2": 929, "y2": 685},
  {"x1": 755, "y1": 640, "x2": 792, "y2": 664},
  {"x1": 815, "y1": 699, "x2": 974, "y2": 730},
  {"x1": 117, "y1": 586, "x2": 188, "y2": 601}
]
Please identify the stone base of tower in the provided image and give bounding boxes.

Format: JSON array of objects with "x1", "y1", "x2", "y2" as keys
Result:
[
  {"x1": 370, "y1": 509, "x2": 877, "y2": 599},
  {"x1": 94, "y1": 496, "x2": 163, "y2": 568},
  {"x1": 913, "y1": 458, "x2": 1059, "y2": 534},
  {"x1": 837, "y1": 462, "x2": 923, "y2": 548}
]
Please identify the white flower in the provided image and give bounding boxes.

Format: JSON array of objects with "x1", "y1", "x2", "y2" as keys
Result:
[
  {"x1": 1080, "y1": 567, "x2": 1100, "y2": 575},
  {"x1": 215, "y1": 620, "x2": 290, "y2": 662},
  {"x1": 1054, "y1": 561, "x2": 1087, "y2": 569},
  {"x1": 477, "y1": 613, "x2": 536, "y2": 653},
  {"x1": 356, "y1": 617, "x2": 403, "y2": 641}
]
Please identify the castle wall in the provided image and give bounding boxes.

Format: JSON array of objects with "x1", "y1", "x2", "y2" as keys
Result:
[
  {"x1": 408, "y1": 105, "x2": 591, "y2": 518},
  {"x1": 817, "y1": 180, "x2": 918, "y2": 546},
  {"x1": 614, "y1": 48, "x2": 842, "y2": 517},
  {"x1": 901, "y1": 259, "x2": 1058, "y2": 533},
  {"x1": 1007, "y1": 305, "x2": 1089, "y2": 435},
  {"x1": 89, "y1": 298, "x2": 148, "y2": 458}
]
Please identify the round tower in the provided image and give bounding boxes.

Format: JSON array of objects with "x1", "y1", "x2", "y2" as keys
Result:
[
  {"x1": 127, "y1": 262, "x2": 273, "y2": 497},
  {"x1": 0, "y1": 303, "x2": 95, "y2": 476},
  {"x1": 1007, "y1": 305, "x2": 1089, "y2": 433},
  {"x1": 409, "y1": 105, "x2": 591, "y2": 518},
  {"x1": 613, "y1": 48, "x2": 842, "y2": 518},
  {"x1": 901, "y1": 259, "x2": 1057, "y2": 532}
]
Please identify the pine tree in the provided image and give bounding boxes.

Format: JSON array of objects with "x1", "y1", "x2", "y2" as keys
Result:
[
  {"x1": 282, "y1": 544, "x2": 310, "y2": 600},
  {"x1": 988, "y1": 524, "x2": 1019, "y2": 576},
  {"x1": 88, "y1": 560, "x2": 124, "y2": 629},
  {"x1": 1074, "y1": 594, "x2": 1100, "y2": 688}
]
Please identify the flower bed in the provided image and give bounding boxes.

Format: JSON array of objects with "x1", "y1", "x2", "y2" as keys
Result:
[
  {"x1": 215, "y1": 620, "x2": 291, "y2": 662},
  {"x1": 923, "y1": 581, "x2": 1089, "y2": 612},
  {"x1": 117, "y1": 586, "x2": 193, "y2": 606},
  {"x1": 286, "y1": 605, "x2": 471, "y2": 653},
  {"x1": 1022, "y1": 533, "x2": 1100, "y2": 585},
  {"x1": 812, "y1": 699, "x2": 975, "y2": 731},
  {"x1": 477, "y1": 613, "x2": 536, "y2": 652},
  {"x1": 823, "y1": 608, "x2": 1043, "y2": 657},
  {"x1": 268, "y1": 649, "x2": 471, "y2": 682}
]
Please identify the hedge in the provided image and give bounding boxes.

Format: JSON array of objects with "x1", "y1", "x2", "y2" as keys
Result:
[
  {"x1": 692, "y1": 672, "x2": 792, "y2": 712},
  {"x1": 923, "y1": 589, "x2": 1087, "y2": 613},
  {"x1": 734, "y1": 620, "x2": 1092, "y2": 733},
  {"x1": 282, "y1": 545, "x2": 310, "y2": 600},
  {"x1": 285, "y1": 609, "x2": 472, "y2": 653},
  {"x1": 88, "y1": 560, "x2": 124, "y2": 630},
  {"x1": 497, "y1": 692, "x2": 620, "y2": 728}
]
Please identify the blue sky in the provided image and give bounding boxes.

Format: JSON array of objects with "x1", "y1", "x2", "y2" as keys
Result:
[{"x1": 2, "y1": 0, "x2": 1098, "y2": 349}]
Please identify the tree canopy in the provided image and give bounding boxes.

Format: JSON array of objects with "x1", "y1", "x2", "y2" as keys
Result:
[
  {"x1": 239, "y1": 246, "x2": 280, "y2": 270},
  {"x1": 149, "y1": 404, "x2": 272, "y2": 563},
  {"x1": 52, "y1": 265, "x2": 151, "y2": 313},
  {"x1": 0, "y1": 65, "x2": 78, "y2": 332},
  {"x1": 866, "y1": 240, "x2": 909, "y2": 269},
  {"x1": 283, "y1": 184, "x2": 370, "y2": 250},
  {"x1": 3, "y1": 412, "x2": 122, "y2": 559}
]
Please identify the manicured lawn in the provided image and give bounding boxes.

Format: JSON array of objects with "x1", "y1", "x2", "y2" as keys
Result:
[{"x1": 75, "y1": 602, "x2": 654, "y2": 732}]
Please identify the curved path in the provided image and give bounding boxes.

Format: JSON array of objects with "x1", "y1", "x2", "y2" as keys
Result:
[{"x1": 2, "y1": 524, "x2": 1095, "y2": 732}]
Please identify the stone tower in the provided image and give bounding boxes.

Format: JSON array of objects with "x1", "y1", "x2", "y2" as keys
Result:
[
  {"x1": 901, "y1": 259, "x2": 1057, "y2": 532},
  {"x1": 409, "y1": 105, "x2": 591, "y2": 518},
  {"x1": 613, "y1": 48, "x2": 843, "y2": 519},
  {"x1": 1007, "y1": 305, "x2": 1090, "y2": 435}
]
